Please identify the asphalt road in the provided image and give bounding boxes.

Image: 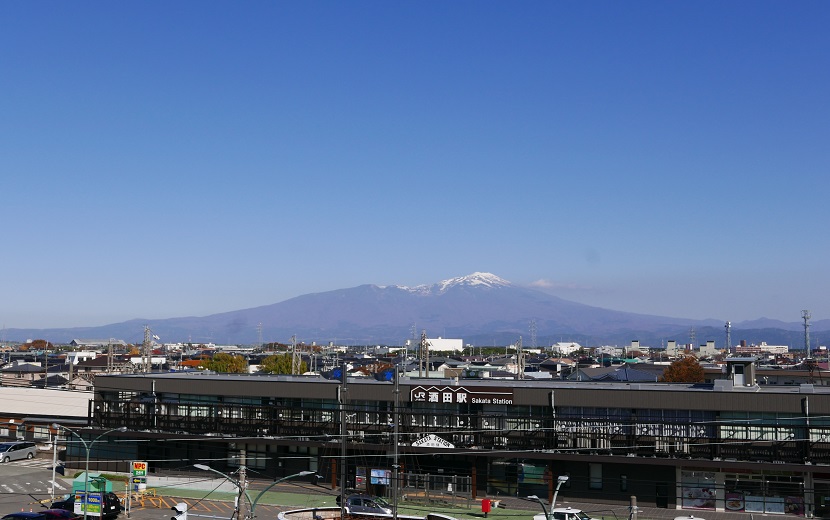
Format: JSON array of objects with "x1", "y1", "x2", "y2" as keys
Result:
[
  {"x1": 0, "y1": 456, "x2": 67, "y2": 514},
  {"x1": 0, "y1": 457, "x2": 288, "y2": 520}
]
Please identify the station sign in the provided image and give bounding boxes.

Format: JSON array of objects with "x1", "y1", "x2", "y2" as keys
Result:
[
  {"x1": 410, "y1": 385, "x2": 514, "y2": 406},
  {"x1": 412, "y1": 434, "x2": 455, "y2": 449}
]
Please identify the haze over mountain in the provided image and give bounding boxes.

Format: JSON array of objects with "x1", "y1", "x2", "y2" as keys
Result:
[{"x1": 4, "y1": 273, "x2": 828, "y2": 348}]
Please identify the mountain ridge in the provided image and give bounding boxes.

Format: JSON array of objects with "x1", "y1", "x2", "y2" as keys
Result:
[{"x1": 2, "y1": 272, "x2": 828, "y2": 347}]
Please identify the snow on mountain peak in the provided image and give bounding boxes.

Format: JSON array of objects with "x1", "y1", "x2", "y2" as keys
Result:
[
  {"x1": 392, "y1": 272, "x2": 512, "y2": 294},
  {"x1": 437, "y1": 272, "x2": 512, "y2": 292}
]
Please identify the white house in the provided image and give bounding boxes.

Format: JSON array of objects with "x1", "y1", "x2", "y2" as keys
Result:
[
  {"x1": 550, "y1": 342, "x2": 583, "y2": 356},
  {"x1": 427, "y1": 338, "x2": 464, "y2": 352},
  {"x1": 65, "y1": 351, "x2": 99, "y2": 365}
]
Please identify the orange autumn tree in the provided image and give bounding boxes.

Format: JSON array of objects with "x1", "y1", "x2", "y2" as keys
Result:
[{"x1": 659, "y1": 356, "x2": 705, "y2": 383}]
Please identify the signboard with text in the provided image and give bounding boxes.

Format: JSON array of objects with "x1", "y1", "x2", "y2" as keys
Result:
[
  {"x1": 410, "y1": 385, "x2": 514, "y2": 406},
  {"x1": 132, "y1": 461, "x2": 148, "y2": 491},
  {"x1": 131, "y1": 461, "x2": 148, "y2": 477},
  {"x1": 74, "y1": 492, "x2": 102, "y2": 517}
]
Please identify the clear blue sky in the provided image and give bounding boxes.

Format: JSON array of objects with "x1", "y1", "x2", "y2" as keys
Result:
[{"x1": 2, "y1": 1, "x2": 828, "y2": 329}]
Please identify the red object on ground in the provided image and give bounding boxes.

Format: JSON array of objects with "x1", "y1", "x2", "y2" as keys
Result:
[{"x1": 482, "y1": 498, "x2": 491, "y2": 515}]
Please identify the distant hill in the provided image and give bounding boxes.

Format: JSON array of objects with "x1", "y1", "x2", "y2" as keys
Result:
[{"x1": 3, "y1": 272, "x2": 827, "y2": 348}]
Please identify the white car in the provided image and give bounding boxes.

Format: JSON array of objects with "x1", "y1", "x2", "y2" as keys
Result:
[
  {"x1": 0, "y1": 441, "x2": 37, "y2": 463},
  {"x1": 534, "y1": 507, "x2": 594, "y2": 520}
]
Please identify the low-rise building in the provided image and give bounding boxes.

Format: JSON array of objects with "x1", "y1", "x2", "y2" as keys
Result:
[{"x1": 81, "y1": 368, "x2": 830, "y2": 517}]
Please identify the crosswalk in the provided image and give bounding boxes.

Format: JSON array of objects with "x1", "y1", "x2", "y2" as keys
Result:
[
  {"x1": 5, "y1": 458, "x2": 55, "y2": 469},
  {"x1": 0, "y1": 478, "x2": 69, "y2": 495},
  {"x1": 0, "y1": 459, "x2": 71, "y2": 498}
]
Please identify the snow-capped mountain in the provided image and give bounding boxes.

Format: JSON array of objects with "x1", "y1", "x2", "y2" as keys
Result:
[
  {"x1": 391, "y1": 272, "x2": 512, "y2": 295},
  {"x1": 5, "y1": 273, "x2": 828, "y2": 346}
]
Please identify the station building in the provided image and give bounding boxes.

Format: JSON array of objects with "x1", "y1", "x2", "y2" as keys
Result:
[{"x1": 81, "y1": 360, "x2": 830, "y2": 517}]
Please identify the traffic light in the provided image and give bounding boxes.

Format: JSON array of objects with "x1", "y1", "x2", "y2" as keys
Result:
[{"x1": 171, "y1": 502, "x2": 188, "y2": 520}]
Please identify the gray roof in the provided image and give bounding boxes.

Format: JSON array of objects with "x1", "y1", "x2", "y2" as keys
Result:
[{"x1": 0, "y1": 387, "x2": 90, "y2": 420}]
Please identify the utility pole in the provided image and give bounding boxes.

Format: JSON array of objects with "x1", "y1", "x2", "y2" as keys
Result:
[
  {"x1": 237, "y1": 450, "x2": 248, "y2": 520},
  {"x1": 291, "y1": 335, "x2": 300, "y2": 375},
  {"x1": 803, "y1": 310, "x2": 812, "y2": 359},
  {"x1": 44, "y1": 345, "x2": 48, "y2": 387},
  {"x1": 143, "y1": 326, "x2": 152, "y2": 374},
  {"x1": 725, "y1": 322, "x2": 732, "y2": 354},
  {"x1": 338, "y1": 364, "x2": 348, "y2": 520},
  {"x1": 67, "y1": 346, "x2": 74, "y2": 390},
  {"x1": 418, "y1": 331, "x2": 429, "y2": 378},
  {"x1": 392, "y1": 368, "x2": 400, "y2": 520},
  {"x1": 516, "y1": 336, "x2": 525, "y2": 380}
]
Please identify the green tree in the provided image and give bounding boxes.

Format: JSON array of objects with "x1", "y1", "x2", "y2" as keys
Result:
[
  {"x1": 259, "y1": 353, "x2": 307, "y2": 375},
  {"x1": 201, "y1": 352, "x2": 248, "y2": 373},
  {"x1": 659, "y1": 356, "x2": 705, "y2": 383}
]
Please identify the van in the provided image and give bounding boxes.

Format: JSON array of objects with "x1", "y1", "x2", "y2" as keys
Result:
[{"x1": 0, "y1": 441, "x2": 38, "y2": 462}]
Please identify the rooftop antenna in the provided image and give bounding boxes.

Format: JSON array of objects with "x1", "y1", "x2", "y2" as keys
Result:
[{"x1": 803, "y1": 310, "x2": 812, "y2": 359}]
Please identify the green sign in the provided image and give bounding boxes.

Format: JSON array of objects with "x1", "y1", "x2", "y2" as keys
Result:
[
  {"x1": 131, "y1": 461, "x2": 148, "y2": 477},
  {"x1": 74, "y1": 492, "x2": 102, "y2": 516}
]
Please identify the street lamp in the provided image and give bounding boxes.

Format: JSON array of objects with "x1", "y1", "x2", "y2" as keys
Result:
[
  {"x1": 529, "y1": 475, "x2": 569, "y2": 520},
  {"x1": 52, "y1": 424, "x2": 127, "y2": 520},
  {"x1": 528, "y1": 495, "x2": 550, "y2": 520},
  {"x1": 552, "y1": 475, "x2": 569, "y2": 508},
  {"x1": 194, "y1": 463, "x2": 253, "y2": 520},
  {"x1": 194, "y1": 465, "x2": 313, "y2": 520},
  {"x1": 249, "y1": 470, "x2": 313, "y2": 519}
]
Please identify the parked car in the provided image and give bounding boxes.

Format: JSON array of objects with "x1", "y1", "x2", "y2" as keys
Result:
[
  {"x1": 41, "y1": 510, "x2": 80, "y2": 520},
  {"x1": 336, "y1": 494, "x2": 393, "y2": 515},
  {"x1": 2, "y1": 510, "x2": 79, "y2": 520},
  {"x1": 51, "y1": 493, "x2": 122, "y2": 520},
  {"x1": 533, "y1": 508, "x2": 595, "y2": 520},
  {"x1": 0, "y1": 441, "x2": 37, "y2": 463},
  {"x1": 2, "y1": 513, "x2": 47, "y2": 520}
]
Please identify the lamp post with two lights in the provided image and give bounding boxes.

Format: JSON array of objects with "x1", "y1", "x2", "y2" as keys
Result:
[
  {"x1": 194, "y1": 463, "x2": 313, "y2": 520},
  {"x1": 52, "y1": 424, "x2": 127, "y2": 520}
]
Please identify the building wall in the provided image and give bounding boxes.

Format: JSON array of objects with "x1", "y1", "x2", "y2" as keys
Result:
[{"x1": 89, "y1": 373, "x2": 829, "y2": 516}]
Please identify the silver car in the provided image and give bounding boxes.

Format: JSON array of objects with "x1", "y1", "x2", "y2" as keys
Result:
[
  {"x1": 338, "y1": 495, "x2": 393, "y2": 515},
  {"x1": 0, "y1": 441, "x2": 37, "y2": 462}
]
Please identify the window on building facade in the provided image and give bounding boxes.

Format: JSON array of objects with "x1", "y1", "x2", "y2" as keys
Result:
[{"x1": 589, "y1": 463, "x2": 602, "y2": 490}]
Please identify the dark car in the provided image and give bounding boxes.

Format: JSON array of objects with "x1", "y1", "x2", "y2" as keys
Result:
[
  {"x1": 2, "y1": 513, "x2": 47, "y2": 520},
  {"x1": 335, "y1": 494, "x2": 393, "y2": 515},
  {"x1": 51, "y1": 493, "x2": 122, "y2": 519},
  {"x1": 41, "y1": 510, "x2": 80, "y2": 520}
]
